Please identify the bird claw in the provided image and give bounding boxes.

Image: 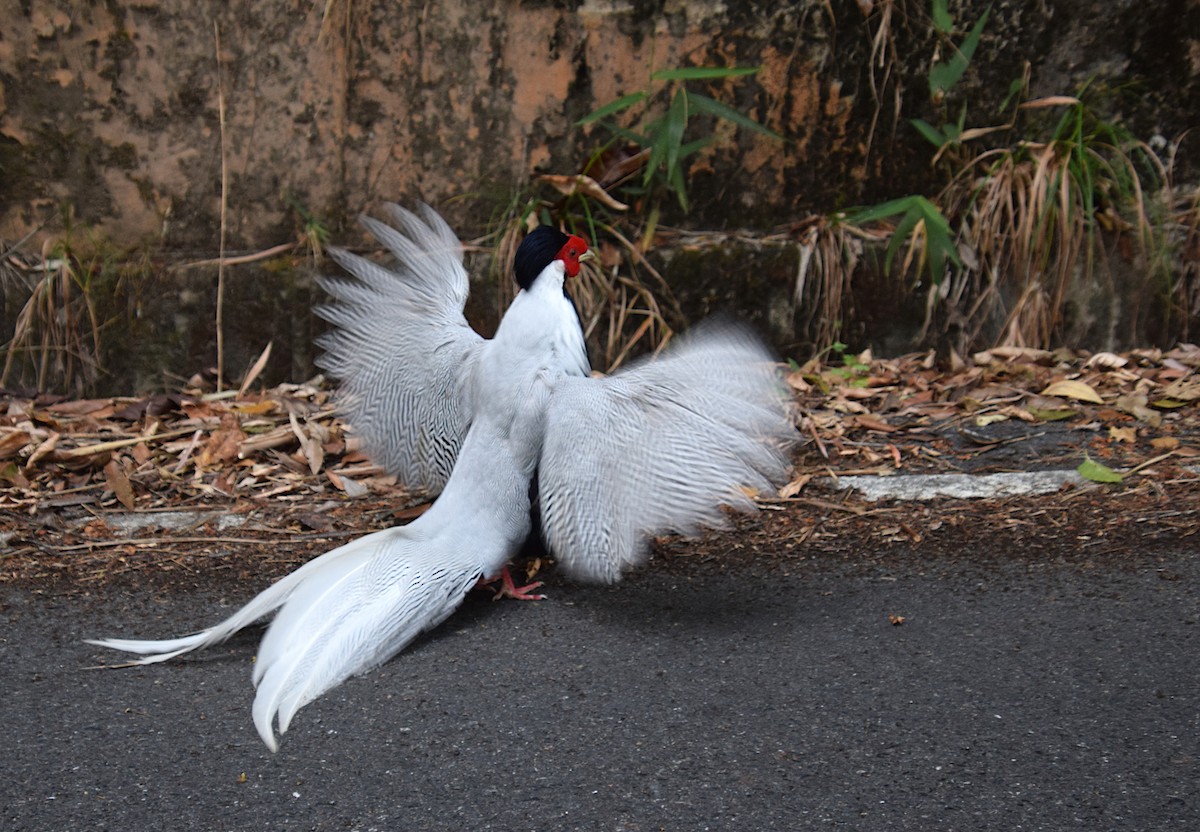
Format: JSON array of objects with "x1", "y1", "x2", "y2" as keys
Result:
[{"x1": 479, "y1": 566, "x2": 546, "y2": 601}]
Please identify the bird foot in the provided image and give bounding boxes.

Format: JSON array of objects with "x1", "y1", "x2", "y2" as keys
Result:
[{"x1": 478, "y1": 566, "x2": 546, "y2": 601}]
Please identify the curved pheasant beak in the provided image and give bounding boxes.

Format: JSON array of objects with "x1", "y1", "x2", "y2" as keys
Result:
[{"x1": 579, "y1": 250, "x2": 596, "y2": 263}]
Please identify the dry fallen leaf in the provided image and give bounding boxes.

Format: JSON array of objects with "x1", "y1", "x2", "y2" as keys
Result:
[
  {"x1": 778, "y1": 473, "x2": 813, "y2": 499},
  {"x1": 103, "y1": 459, "x2": 137, "y2": 509},
  {"x1": 1084, "y1": 351, "x2": 1128, "y2": 369},
  {"x1": 1108, "y1": 426, "x2": 1137, "y2": 443},
  {"x1": 536, "y1": 174, "x2": 629, "y2": 211},
  {"x1": 1041, "y1": 379, "x2": 1104, "y2": 404}
]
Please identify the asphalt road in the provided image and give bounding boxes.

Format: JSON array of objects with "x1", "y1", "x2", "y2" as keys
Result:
[{"x1": 2, "y1": 543, "x2": 1197, "y2": 831}]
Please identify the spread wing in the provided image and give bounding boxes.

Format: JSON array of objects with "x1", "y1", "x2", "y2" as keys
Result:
[
  {"x1": 537, "y1": 321, "x2": 797, "y2": 583},
  {"x1": 316, "y1": 203, "x2": 484, "y2": 492}
]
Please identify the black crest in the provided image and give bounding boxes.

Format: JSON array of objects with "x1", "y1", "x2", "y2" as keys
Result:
[{"x1": 513, "y1": 226, "x2": 570, "y2": 290}]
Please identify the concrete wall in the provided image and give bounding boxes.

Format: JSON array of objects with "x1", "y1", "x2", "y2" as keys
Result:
[{"x1": 4, "y1": 1, "x2": 1192, "y2": 252}]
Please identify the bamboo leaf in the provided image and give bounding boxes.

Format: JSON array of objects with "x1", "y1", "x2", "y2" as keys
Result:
[
  {"x1": 577, "y1": 91, "x2": 648, "y2": 126},
  {"x1": 651, "y1": 66, "x2": 760, "y2": 81},
  {"x1": 689, "y1": 93, "x2": 784, "y2": 140},
  {"x1": 679, "y1": 135, "x2": 718, "y2": 158},
  {"x1": 664, "y1": 87, "x2": 689, "y2": 189},
  {"x1": 847, "y1": 195, "x2": 920, "y2": 225},
  {"x1": 884, "y1": 207, "x2": 921, "y2": 274},
  {"x1": 642, "y1": 118, "x2": 671, "y2": 185},
  {"x1": 929, "y1": 6, "x2": 991, "y2": 95},
  {"x1": 669, "y1": 160, "x2": 689, "y2": 212}
]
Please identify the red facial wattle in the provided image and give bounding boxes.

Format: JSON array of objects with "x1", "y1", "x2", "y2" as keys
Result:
[{"x1": 555, "y1": 234, "x2": 591, "y2": 278}]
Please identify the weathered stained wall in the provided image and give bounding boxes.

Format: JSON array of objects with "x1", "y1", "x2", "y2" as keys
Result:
[
  {"x1": 1, "y1": 0, "x2": 822, "y2": 249},
  {"x1": 2, "y1": 1, "x2": 1197, "y2": 251}
]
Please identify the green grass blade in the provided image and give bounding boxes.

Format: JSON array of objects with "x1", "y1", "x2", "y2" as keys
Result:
[
  {"x1": 931, "y1": 0, "x2": 953, "y2": 33},
  {"x1": 910, "y1": 118, "x2": 948, "y2": 148}
]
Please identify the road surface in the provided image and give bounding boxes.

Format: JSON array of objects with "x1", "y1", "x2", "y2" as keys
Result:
[{"x1": 2, "y1": 536, "x2": 1197, "y2": 830}]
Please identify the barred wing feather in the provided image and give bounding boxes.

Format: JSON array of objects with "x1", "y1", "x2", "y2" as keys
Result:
[
  {"x1": 537, "y1": 322, "x2": 796, "y2": 583},
  {"x1": 316, "y1": 203, "x2": 484, "y2": 491}
]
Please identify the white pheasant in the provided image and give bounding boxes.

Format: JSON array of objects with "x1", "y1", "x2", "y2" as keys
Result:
[{"x1": 89, "y1": 204, "x2": 796, "y2": 750}]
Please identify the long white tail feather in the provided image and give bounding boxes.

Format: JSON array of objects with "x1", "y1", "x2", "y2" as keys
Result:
[
  {"x1": 90, "y1": 525, "x2": 489, "y2": 752},
  {"x1": 82, "y1": 543, "x2": 357, "y2": 662}
]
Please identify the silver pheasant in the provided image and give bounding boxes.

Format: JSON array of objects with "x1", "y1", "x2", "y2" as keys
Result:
[{"x1": 89, "y1": 205, "x2": 796, "y2": 750}]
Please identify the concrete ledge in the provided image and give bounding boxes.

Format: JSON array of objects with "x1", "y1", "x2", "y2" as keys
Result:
[{"x1": 835, "y1": 470, "x2": 1086, "y2": 502}]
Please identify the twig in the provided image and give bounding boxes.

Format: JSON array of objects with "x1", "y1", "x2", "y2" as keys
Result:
[
  {"x1": 49, "y1": 531, "x2": 364, "y2": 553},
  {"x1": 171, "y1": 241, "x2": 298, "y2": 272},
  {"x1": 1126, "y1": 450, "x2": 1177, "y2": 477},
  {"x1": 214, "y1": 20, "x2": 229, "y2": 391},
  {"x1": 54, "y1": 427, "x2": 199, "y2": 459}
]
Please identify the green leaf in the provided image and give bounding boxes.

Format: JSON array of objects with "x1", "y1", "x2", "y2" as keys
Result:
[
  {"x1": 910, "y1": 118, "x2": 948, "y2": 148},
  {"x1": 929, "y1": 6, "x2": 991, "y2": 95},
  {"x1": 577, "y1": 91, "x2": 649, "y2": 126},
  {"x1": 1078, "y1": 457, "x2": 1124, "y2": 483},
  {"x1": 602, "y1": 123, "x2": 650, "y2": 146},
  {"x1": 1000, "y1": 76, "x2": 1026, "y2": 110},
  {"x1": 847, "y1": 195, "x2": 921, "y2": 225},
  {"x1": 916, "y1": 196, "x2": 961, "y2": 281},
  {"x1": 689, "y1": 92, "x2": 784, "y2": 140},
  {"x1": 669, "y1": 158, "x2": 689, "y2": 212},
  {"x1": 678, "y1": 135, "x2": 718, "y2": 158},
  {"x1": 663, "y1": 87, "x2": 689, "y2": 189},
  {"x1": 884, "y1": 206, "x2": 921, "y2": 274},
  {"x1": 643, "y1": 118, "x2": 671, "y2": 185},
  {"x1": 1028, "y1": 408, "x2": 1079, "y2": 421},
  {"x1": 931, "y1": 0, "x2": 953, "y2": 33},
  {"x1": 651, "y1": 66, "x2": 760, "y2": 81}
]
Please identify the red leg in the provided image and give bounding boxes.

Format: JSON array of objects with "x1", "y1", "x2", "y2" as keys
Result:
[{"x1": 476, "y1": 565, "x2": 545, "y2": 601}]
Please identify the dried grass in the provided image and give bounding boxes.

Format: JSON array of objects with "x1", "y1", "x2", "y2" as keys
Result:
[
  {"x1": 922, "y1": 100, "x2": 1182, "y2": 352},
  {"x1": 2, "y1": 241, "x2": 104, "y2": 396}
]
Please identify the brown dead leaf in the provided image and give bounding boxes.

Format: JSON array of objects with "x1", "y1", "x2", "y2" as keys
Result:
[
  {"x1": 232, "y1": 399, "x2": 279, "y2": 416},
  {"x1": 103, "y1": 459, "x2": 137, "y2": 509},
  {"x1": 1083, "y1": 351, "x2": 1129, "y2": 370},
  {"x1": 26, "y1": 431, "x2": 60, "y2": 468},
  {"x1": 854, "y1": 414, "x2": 898, "y2": 432},
  {"x1": 1108, "y1": 426, "x2": 1137, "y2": 443},
  {"x1": 1162, "y1": 378, "x2": 1200, "y2": 402},
  {"x1": 888, "y1": 614, "x2": 906, "y2": 626},
  {"x1": 0, "y1": 428, "x2": 31, "y2": 459},
  {"x1": 238, "y1": 341, "x2": 273, "y2": 397},
  {"x1": 198, "y1": 414, "x2": 247, "y2": 468},
  {"x1": 1115, "y1": 393, "x2": 1162, "y2": 427},
  {"x1": 1041, "y1": 379, "x2": 1104, "y2": 404},
  {"x1": 132, "y1": 442, "x2": 152, "y2": 465},
  {"x1": 536, "y1": 174, "x2": 629, "y2": 211},
  {"x1": 778, "y1": 473, "x2": 813, "y2": 499},
  {"x1": 43, "y1": 398, "x2": 113, "y2": 416},
  {"x1": 785, "y1": 371, "x2": 811, "y2": 393},
  {"x1": 289, "y1": 412, "x2": 325, "y2": 476},
  {"x1": 1150, "y1": 436, "x2": 1181, "y2": 451}
]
